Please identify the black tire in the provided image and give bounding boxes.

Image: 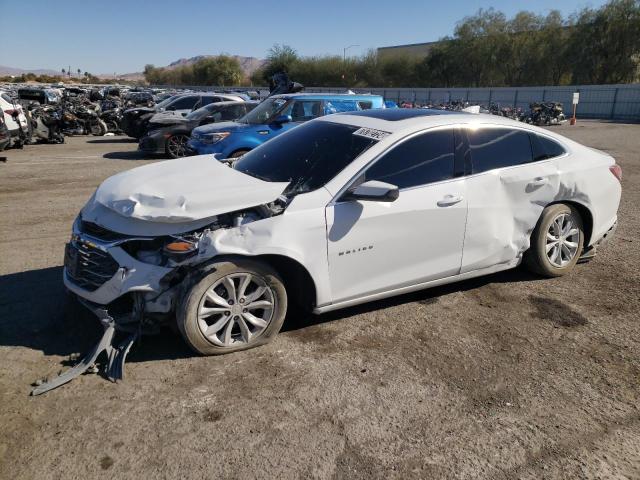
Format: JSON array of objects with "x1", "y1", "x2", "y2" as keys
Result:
[
  {"x1": 524, "y1": 203, "x2": 584, "y2": 277},
  {"x1": 176, "y1": 259, "x2": 287, "y2": 355},
  {"x1": 90, "y1": 120, "x2": 107, "y2": 136},
  {"x1": 229, "y1": 149, "x2": 250, "y2": 158},
  {"x1": 165, "y1": 134, "x2": 189, "y2": 159}
]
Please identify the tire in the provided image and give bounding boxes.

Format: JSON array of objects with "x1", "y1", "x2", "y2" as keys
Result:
[
  {"x1": 176, "y1": 259, "x2": 288, "y2": 355},
  {"x1": 90, "y1": 120, "x2": 107, "y2": 136},
  {"x1": 229, "y1": 149, "x2": 250, "y2": 158},
  {"x1": 165, "y1": 134, "x2": 189, "y2": 159},
  {"x1": 524, "y1": 203, "x2": 584, "y2": 277}
]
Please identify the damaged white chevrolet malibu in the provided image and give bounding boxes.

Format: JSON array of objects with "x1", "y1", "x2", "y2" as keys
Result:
[{"x1": 47, "y1": 108, "x2": 621, "y2": 392}]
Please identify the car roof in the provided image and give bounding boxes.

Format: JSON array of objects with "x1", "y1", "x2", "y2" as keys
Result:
[
  {"x1": 270, "y1": 93, "x2": 382, "y2": 100},
  {"x1": 321, "y1": 108, "x2": 537, "y2": 134}
]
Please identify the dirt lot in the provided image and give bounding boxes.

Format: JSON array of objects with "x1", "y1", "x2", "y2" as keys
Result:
[{"x1": 0, "y1": 122, "x2": 639, "y2": 480}]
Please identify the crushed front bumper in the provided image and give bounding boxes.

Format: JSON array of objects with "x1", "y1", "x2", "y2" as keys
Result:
[{"x1": 63, "y1": 222, "x2": 173, "y2": 306}]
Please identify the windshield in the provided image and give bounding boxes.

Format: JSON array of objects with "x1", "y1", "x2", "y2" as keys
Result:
[
  {"x1": 238, "y1": 97, "x2": 289, "y2": 125},
  {"x1": 186, "y1": 103, "x2": 215, "y2": 121},
  {"x1": 234, "y1": 121, "x2": 378, "y2": 195},
  {"x1": 155, "y1": 95, "x2": 178, "y2": 109}
]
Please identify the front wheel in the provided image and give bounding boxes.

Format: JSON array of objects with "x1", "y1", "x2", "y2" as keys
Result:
[
  {"x1": 165, "y1": 134, "x2": 190, "y2": 159},
  {"x1": 176, "y1": 259, "x2": 287, "y2": 355},
  {"x1": 524, "y1": 204, "x2": 584, "y2": 277}
]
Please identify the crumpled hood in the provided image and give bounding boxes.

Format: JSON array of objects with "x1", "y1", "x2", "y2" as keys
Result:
[
  {"x1": 192, "y1": 121, "x2": 245, "y2": 135},
  {"x1": 148, "y1": 111, "x2": 190, "y2": 125},
  {"x1": 82, "y1": 155, "x2": 289, "y2": 235}
]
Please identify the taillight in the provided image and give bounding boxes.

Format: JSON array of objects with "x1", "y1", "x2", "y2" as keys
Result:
[
  {"x1": 609, "y1": 164, "x2": 622, "y2": 182},
  {"x1": 4, "y1": 109, "x2": 17, "y2": 116}
]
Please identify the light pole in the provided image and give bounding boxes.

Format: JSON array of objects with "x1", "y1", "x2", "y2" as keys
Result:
[{"x1": 343, "y1": 44, "x2": 360, "y2": 62}]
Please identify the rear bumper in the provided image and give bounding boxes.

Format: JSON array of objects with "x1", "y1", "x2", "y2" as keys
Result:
[{"x1": 579, "y1": 220, "x2": 617, "y2": 262}]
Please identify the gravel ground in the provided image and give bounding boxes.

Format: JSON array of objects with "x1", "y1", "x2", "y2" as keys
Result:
[{"x1": 0, "y1": 122, "x2": 638, "y2": 480}]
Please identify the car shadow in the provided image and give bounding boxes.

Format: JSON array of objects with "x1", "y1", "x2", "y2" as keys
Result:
[
  {"x1": 281, "y1": 267, "x2": 541, "y2": 333},
  {"x1": 87, "y1": 138, "x2": 136, "y2": 144},
  {"x1": 0, "y1": 265, "x2": 541, "y2": 366},
  {"x1": 103, "y1": 151, "x2": 148, "y2": 160}
]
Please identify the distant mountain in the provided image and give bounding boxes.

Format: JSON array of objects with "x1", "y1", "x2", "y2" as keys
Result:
[
  {"x1": 1, "y1": 55, "x2": 266, "y2": 82},
  {"x1": 0, "y1": 65, "x2": 63, "y2": 76},
  {"x1": 165, "y1": 55, "x2": 265, "y2": 75}
]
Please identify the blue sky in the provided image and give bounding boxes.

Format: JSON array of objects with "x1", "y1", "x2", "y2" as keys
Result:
[{"x1": 0, "y1": 0, "x2": 608, "y2": 74}]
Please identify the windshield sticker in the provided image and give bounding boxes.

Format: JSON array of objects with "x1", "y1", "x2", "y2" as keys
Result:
[{"x1": 353, "y1": 127, "x2": 390, "y2": 141}]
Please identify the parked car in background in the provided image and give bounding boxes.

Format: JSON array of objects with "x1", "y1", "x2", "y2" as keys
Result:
[
  {"x1": 63, "y1": 109, "x2": 620, "y2": 361},
  {"x1": 0, "y1": 115, "x2": 10, "y2": 151},
  {"x1": 139, "y1": 101, "x2": 258, "y2": 158},
  {"x1": 0, "y1": 90, "x2": 29, "y2": 146},
  {"x1": 121, "y1": 92, "x2": 246, "y2": 139},
  {"x1": 188, "y1": 93, "x2": 385, "y2": 158}
]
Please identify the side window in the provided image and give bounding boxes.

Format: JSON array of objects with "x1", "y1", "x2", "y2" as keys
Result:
[
  {"x1": 357, "y1": 101, "x2": 373, "y2": 110},
  {"x1": 220, "y1": 105, "x2": 244, "y2": 121},
  {"x1": 201, "y1": 96, "x2": 217, "y2": 106},
  {"x1": 530, "y1": 134, "x2": 566, "y2": 161},
  {"x1": 169, "y1": 96, "x2": 198, "y2": 110},
  {"x1": 364, "y1": 129, "x2": 455, "y2": 189},
  {"x1": 325, "y1": 100, "x2": 358, "y2": 114},
  {"x1": 467, "y1": 128, "x2": 533, "y2": 173},
  {"x1": 286, "y1": 100, "x2": 322, "y2": 121}
]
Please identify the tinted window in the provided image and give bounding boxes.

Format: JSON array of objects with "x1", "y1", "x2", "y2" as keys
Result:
[
  {"x1": 201, "y1": 96, "x2": 217, "y2": 106},
  {"x1": 234, "y1": 121, "x2": 377, "y2": 194},
  {"x1": 364, "y1": 129, "x2": 455, "y2": 188},
  {"x1": 530, "y1": 134, "x2": 566, "y2": 161},
  {"x1": 220, "y1": 104, "x2": 245, "y2": 121},
  {"x1": 467, "y1": 128, "x2": 532, "y2": 173},
  {"x1": 168, "y1": 96, "x2": 198, "y2": 109}
]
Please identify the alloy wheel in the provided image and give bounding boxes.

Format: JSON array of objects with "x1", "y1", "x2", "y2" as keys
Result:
[
  {"x1": 197, "y1": 273, "x2": 275, "y2": 347},
  {"x1": 167, "y1": 135, "x2": 188, "y2": 158},
  {"x1": 546, "y1": 213, "x2": 580, "y2": 267}
]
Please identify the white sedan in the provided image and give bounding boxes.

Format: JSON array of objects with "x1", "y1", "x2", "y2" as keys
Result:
[{"x1": 66, "y1": 108, "x2": 621, "y2": 355}]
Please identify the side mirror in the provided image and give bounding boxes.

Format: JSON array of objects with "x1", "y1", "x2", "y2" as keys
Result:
[
  {"x1": 272, "y1": 114, "x2": 292, "y2": 125},
  {"x1": 342, "y1": 180, "x2": 399, "y2": 203}
]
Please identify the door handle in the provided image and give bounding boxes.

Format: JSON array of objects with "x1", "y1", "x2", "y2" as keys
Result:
[
  {"x1": 528, "y1": 177, "x2": 548, "y2": 187},
  {"x1": 437, "y1": 194, "x2": 464, "y2": 207}
]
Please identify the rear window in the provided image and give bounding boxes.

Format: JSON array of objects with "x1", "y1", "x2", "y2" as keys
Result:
[
  {"x1": 467, "y1": 128, "x2": 533, "y2": 173},
  {"x1": 530, "y1": 134, "x2": 566, "y2": 160}
]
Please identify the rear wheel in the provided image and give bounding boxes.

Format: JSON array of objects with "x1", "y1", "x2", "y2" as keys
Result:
[
  {"x1": 165, "y1": 134, "x2": 190, "y2": 158},
  {"x1": 176, "y1": 259, "x2": 287, "y2": 355},
  {"x1": 524, "y1": 204, "x2": 584, "y2": 277}
]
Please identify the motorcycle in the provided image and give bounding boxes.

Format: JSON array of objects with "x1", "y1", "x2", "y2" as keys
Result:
[
  {"x1": 100, "y1": 106, "x2": 124, "y2": 134},
  {"x1": 528, "y1": 102, "x2": 566, "y2": 126},
  {"x1": 26, "y1": 103, "x2": 64, "y2": 144},
  {"x1": 61, "y1": 102, "x2": 107, "y2": 136}
]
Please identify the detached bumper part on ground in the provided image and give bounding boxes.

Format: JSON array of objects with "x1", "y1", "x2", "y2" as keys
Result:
[{"x1": 31, "y1": 301, "x2": 138, "y2": 395}]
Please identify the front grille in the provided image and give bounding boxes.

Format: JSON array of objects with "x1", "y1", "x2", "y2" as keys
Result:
[
  {"x1": 65, "y1": 242, "x2": 120, "y2": 291},
  {"x1": 81, "y1": 220, "x2": 128, "y2": 242}
]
